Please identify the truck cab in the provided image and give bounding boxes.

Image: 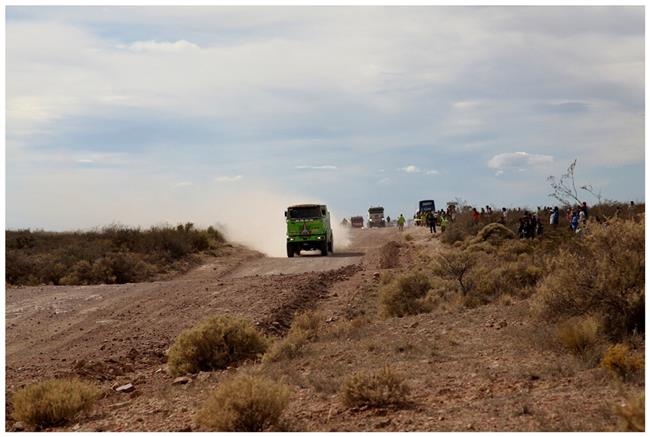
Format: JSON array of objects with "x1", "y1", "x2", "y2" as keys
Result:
[
  {"x1": 350, "y1": 216, "x2": 364, "y2": 228},
  {"x1": 285, "y1": 204, "x2": 333, "y2": 257},
  {"x1": 368, "y1": 206, "x2": 386, "y2": 228}
]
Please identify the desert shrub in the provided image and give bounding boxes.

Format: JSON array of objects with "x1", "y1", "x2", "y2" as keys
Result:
[
  {"x1": 323, "y1": 317, "x2": 370, "y2": 340},
  {"x1": 600, "y1": 344, "x2": 644, "y2": 379},
  {"x1": 379, "y1": 272, "x2": 431, "y2": 317},
  {"x1": 59, "y1": 260, "x2": 95, "y2": 285},
  {"x1": 262, "y1": 310, "x2": 323, "y2": 363},
  {"x1": 440, "y1": 225, "x2": 465, "y2": 245},
  {"x1": 379, "y1": 241, "x2": 401, "y2": 269},
  {"x1": 262, "y1": 330, "x2": 310, "y2": 363},
  {"x1": 473, "y1": 259, "x2": 542, "y2": 298},
  {"x1": 419, "y1": 277, "x2": 463, "y2": 310},
  {"x1": 404, "y1": 234, "x2": 414, "y2": 242},
  {"x1": 555, "y1": 316, "x2": 601, "y2": 362},
  {"x1": 535, "y1": 219, "x2": 644, "y2": 339},
  {"x1": 615, "y1": 392, "x2": 644, "y2": 432},
  {"x1": 197, "y1": 374, "x2": 289, "y2": 431},
  {"x1": 289, "y1": 310, "x2": 324, "y2": 340},
  {"x1": 6, "y1": 225, "x2": 224, "y2": 286},
  {"x1": 340, "y1": 367, "x2": 410, "y2": 408},
  {"x1": 465, "y1": 241, "x2": 498, "y2": 255},
  {"x1": 499, "y1": 239, "x2": 534, "y2": 255},
  {"x1": 11, "y1": 378, "x2": 101, "y2": 429},
  {"x1": 472, "y1": 223, "x2": 516, "y2": 245},
  {"x1": 91, "y1": 252, "x2": 152, "y2": 284},
  {"x1": 167, "y1": 316, "x2": 267, "y2": 375},
  {"x1": 433, "y1": 250, "x2": 477, "y2": 295}
]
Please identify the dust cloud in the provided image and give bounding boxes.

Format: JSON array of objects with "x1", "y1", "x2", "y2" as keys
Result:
[
  {"x1": 206, "y1": 189, "x2": 351, "y2": 257},
  {"x1": 8, "y1": 172, "x2": 351, "y2": 258}
]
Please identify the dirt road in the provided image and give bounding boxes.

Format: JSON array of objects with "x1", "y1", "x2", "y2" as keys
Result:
[
  {"x1": 6, "y1": 226, "x2": 632, "y2": 432},
  {"x1": 5, "y1": 228, "x2": 389, "y2": 388}
]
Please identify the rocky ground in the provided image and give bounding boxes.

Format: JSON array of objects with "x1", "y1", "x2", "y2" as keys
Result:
[{"x1": 5, "y1": 227, "x2": 641, "y2": 431}]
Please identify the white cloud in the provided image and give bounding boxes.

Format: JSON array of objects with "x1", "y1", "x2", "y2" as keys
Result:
[
  {"x1": 76, "y1": 159, "x2": 94, "y2": 164},
  {"x1": 174, "y1": 181, "x2": 193, "y2": 187},
  {"x1": 452, "y1": 100, "x2": 481, "y2": 110},
  {"x1": 400, "y1": 165, "x2": 420, "y2": 173},
  {"x1": 426, "y1": 169, "x2": 440, "y2": 175},
  {"x1": 377, "y1": 177, "x2": 391, "y2": 186},
  {"x1": 122, "y1": 40, "x2": 200, "y2": 53},
  {"x1": 487, "y1": 152, "x2": 554, "y2": 171},
  {"x1": 295, "y1": 165, "x2": 337, "y2": 170},
  {"x1": 215, "y1": 175, "x2": 243, "y2": 183}
]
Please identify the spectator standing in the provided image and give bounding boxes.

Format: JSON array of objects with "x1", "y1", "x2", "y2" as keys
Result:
[
  {"x1": 550, "y1": 206, "x2": 559, "y2": 226},
  {"x1": 472, "y1": 208, "x2": 480, "y2": 225},
  {"x1": 570, "y1": 211, "x2": 579, "y2": 232},
  {"x1": 397, "y1": 214, "x2": 406, "y2": 231},
  {"x1": 426, "y1": 211, "x2": 436, "y2": 234}
]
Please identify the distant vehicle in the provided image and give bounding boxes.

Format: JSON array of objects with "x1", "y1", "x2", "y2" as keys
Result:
[
  {"x1": 285, "y1": 204, "x2": 333, "y2": 257},
  {"x1": 419, "y1": 199, "x2": 436, "y2": 214},
  {"x1": 368, "y1": 206, "x2": 386, "y2": 228},
  {"x1": 350, "y1": 216, "x2": 364, "y2": 228},
  {"x1": 415, "y1": 199, "x2": 436, "y2": 226}
]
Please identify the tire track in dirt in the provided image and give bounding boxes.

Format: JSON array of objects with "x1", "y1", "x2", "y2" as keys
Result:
[{"x1": 257, "y1": 264, "x2": 362, "y2": 335}]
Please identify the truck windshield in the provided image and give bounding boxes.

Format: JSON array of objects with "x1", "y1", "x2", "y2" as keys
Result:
[
  {"x1": 368, "y1": 208, "x2": 384, "y2": 214},
  {"x1": 288, "y1": 207, "x2": 322, "y2": 219}
]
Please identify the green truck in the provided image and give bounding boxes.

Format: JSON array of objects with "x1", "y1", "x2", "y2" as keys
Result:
[{"x1": 285, "y1": 204, "x2": 334, "y2": 257}]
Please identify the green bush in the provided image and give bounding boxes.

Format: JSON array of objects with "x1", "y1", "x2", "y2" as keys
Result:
[
  {"x1": 197, "y1": 374, "x2": 289, "y2": 431},
  {"x1": 11, "y1": 378, "x2": 101, "y2": 429},
  {"x1": 167, "y1": 316, "x2": 267, "y2": 375}
]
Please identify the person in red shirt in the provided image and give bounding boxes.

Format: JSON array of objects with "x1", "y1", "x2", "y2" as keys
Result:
[{"x1": 472, "y1": 207, "x2": 480, "y2": 224}]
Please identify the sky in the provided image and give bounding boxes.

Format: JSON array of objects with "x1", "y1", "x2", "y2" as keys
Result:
[{"x1": 6, "y1": 6, "x2": 646, "y2": 233}]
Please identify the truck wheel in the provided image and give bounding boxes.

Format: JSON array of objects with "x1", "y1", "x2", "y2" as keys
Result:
[
  {"x1": 287, "y1": 243, "x2": 294, "y2": 258},
  {"x1": 320, "y1": 240, "x2": 329, "y2": 256},
  {"x1": 328, "y1": 238, "x2": 333, "y2": 253}
]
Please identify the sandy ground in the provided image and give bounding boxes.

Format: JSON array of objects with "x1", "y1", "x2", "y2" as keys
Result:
[{"x1": 5, "y1": 227, "x2": 641, "y2": 431}]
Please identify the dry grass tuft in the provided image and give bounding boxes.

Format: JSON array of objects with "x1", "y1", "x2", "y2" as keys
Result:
[
  {"x1": 404, "y1": 234, "x2": 414, "y2": 242},
  {"x1": 197, "y1": 374, "x2": 289, "y2": 431},
  {"x1": 555, "y1": 316, "x2": 601, "y2": 363},
  {"x1": 262, "y1": 330, "x2": 309, "y2": 363},
  {"x1": 289, "y1": 310, "x2": 324, "y2": 340},
  {"x1": 167, "y1": 315, "x2": 267, "y2": 375},
  {"x1": 340, "y1": 366, "x2": 410, "y2": 408},
  {"x1": 600, "y1": 344, "x2": 644, "y2": 379},
  {"x1": 262, "y1": 310, "x2": 324, "y2": 363},
  {"x1": 379, "y1": 272, "x2": 431, "y2": 317},
  {"x1": 11, "y1": 378, "x2": 101, "y2": 429},
  {"x1": 323, "y1": 317, "x2": 370, "y2": 340},
  {"x1": 615, "y1": 392, "x2": 644, "y2": 431}
]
